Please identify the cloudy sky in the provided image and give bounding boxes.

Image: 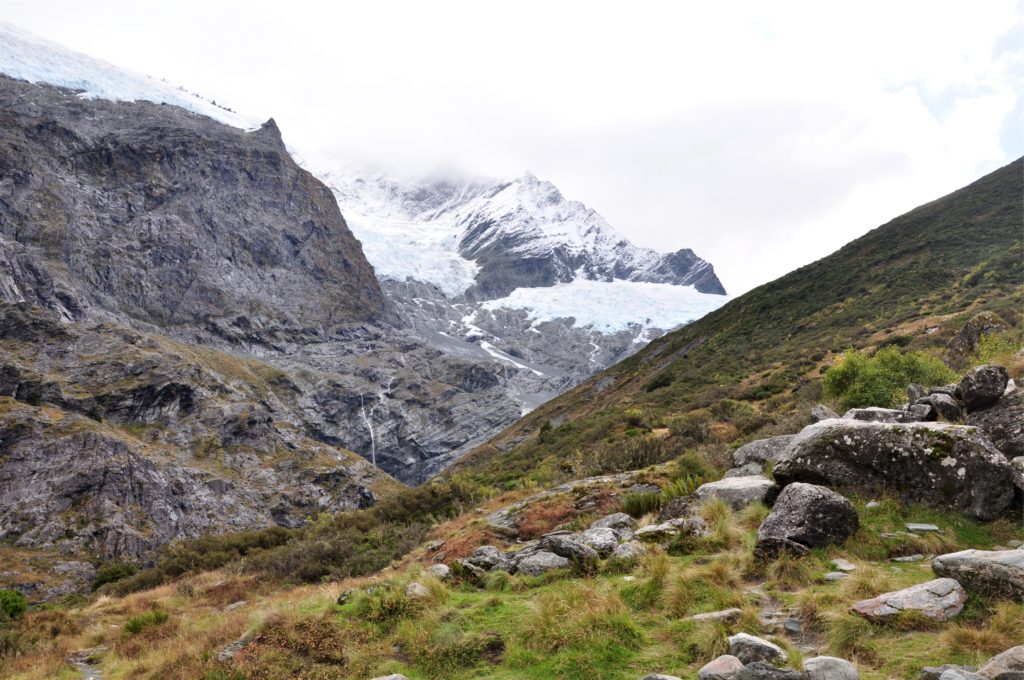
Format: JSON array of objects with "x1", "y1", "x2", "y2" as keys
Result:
[{"x1": 3, "y1": 0, "x2": 1021, "y2": 294}]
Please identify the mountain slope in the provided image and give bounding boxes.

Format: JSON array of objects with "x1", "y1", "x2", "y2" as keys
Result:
[{"x1": 450, "y1": 157, "x2": 1024, "y2": 487}]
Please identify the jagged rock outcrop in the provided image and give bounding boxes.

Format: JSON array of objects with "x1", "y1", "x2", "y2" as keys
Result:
[
  {"x1": 773, "y1": 420, "x2": 1016, "y2": 521},
  {"x1": 755, "y1": 483, "x2": 858, "y2": 558}
]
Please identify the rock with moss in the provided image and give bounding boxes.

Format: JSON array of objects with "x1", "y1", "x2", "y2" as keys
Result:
[
  {"x1": 850, "y1": 578, "x2": 966, "y2": 622},
  {"x1": 693, "y1": 475, "x2": 778, "y2": 510},
  {"x1": 956, "y1": 365, "x2": 1010, "y2": 414},
  {"x1": 755, "y1": 482, "x2": 858, "y2": 558},
  {"x1": 773, "y1": 420, "x2": 1015, "y2": 521},
  {"x1": 931, "y1": 549, "x2": 1024, "y2": 599},
  {"x1": 727, "y1": 632, "x2": 788, "y2": 664}
]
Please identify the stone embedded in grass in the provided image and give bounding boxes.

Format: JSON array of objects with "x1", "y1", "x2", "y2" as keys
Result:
[
  {"x1": 732, "y1": 435, "x2": 797, "y2": 468},
  {"x1": 727, "y1": 632, "x2": 788, "y2": 664},
  {"x1": 803, "y1": 655, "x2": 860, "y2": 680},
  {"x1": 371, "y1": 675, "x2": 411, "y2": 680},
  {"x1": 698, "y1": 654, "x2": 745, "y2": 680},
  {"x1": 823, "y1": 572, "x2": 848, "y2": 581},
  {"x1": 890, "y1": 554, "x2": 925, "y2": 563},
  {"x1": 611, "y1": 540, "x2": 647, "y2": 559},
  {"x1": 831, "y1": 558, "x2": 856, "y2": 572},
  {"x1": 931, "y1": 549, "x2": 1024, "y2": 599},
  {"x1": 906, "y1": 523, "x2": 941, "y2": 533},
  {"x1": 634, "y1": 523, "x2": 679, "y2": 542},
  {"x1": 426, "y1": 563, "x2": 451, "y2": 580},
  {"x1": 849, "y1": 577, "x2": 966, "y2": 622},
  {"x1": 514, "y1": 550, "x2": 569, "y2": 576},
  {"x1": 690, "y1": 607, "x2": 743, "y2": 623},
  {"x1": 773, "y1": 420, "x2": 1016, "y2": 521},
  {"x1": 754, "y1": 482, "x2": 858, "y2": 559},
  {"x1": 640, "y1": 675, "x2": 684, "y2": 680},
  {"x1": 977, "y1": 645, "x2": 1024, "y2": 679},
  {"x1": 466, "y1": 545, "x2": 510, "y2": 571},
  {"x1": 405, "y1": 581, "x2": 430, "y2": 598},
  {"x1": 694, "y1": 475, "x2": 778, "y2": 510},
  {"x1": 590, "y1": 511, "x2": 637, "y2": 532},
  {"x1": 956, "y1": 364, "x2": 1009, "y2": 413}
]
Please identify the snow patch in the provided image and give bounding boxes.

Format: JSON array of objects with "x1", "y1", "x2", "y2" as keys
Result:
[
  {"x1": 0, "y1": 21, "x2": 255, "y2": 129},
  {"x1": 481, "y1": 280, "x2": 728, "y2": 334}
]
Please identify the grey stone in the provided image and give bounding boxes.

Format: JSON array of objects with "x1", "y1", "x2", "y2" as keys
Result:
[
  {"x1": 843, "y1": 407, "x2": 928, "y2": 423},
  {"x1": 514, "y1": 550, "x2": 570, "y2": 576},
  {"x1": 755, "y1": 483, "x2": 858, "y2": 559},
  {"x1": 734, "y1": 662, "x2": 803, "y2": 680},
  {"x1": 865, "y1": 501, "x2": 881, "y2": 509},
  {"x1": 773, "y1": 420, "x2": 1016, "y2": 521},
  {"x1": 957, "y1": 365, "x2": 1010, "y2": 413},
  {"x1": 850, "y1": 578, "x2": 966, "y2": 622},
  {"x1": 641, "y1": 675, "x2": 683, "y2": 680},
  {"x1": 804, "y1": 656, "x2": 860, "y2": 680},
  {"x1": 590, "y1": 512, "x2": 637, "y2": 532},
  {"x1": 732, "y1": 435, "x2": 797, "y2": 467},
  {"x1": 1012, "y1": 458, "x2": 1024, "y2": 494},
  {"x1": 908, "y1": 384, "x2": 927, "y2": 404},
  {"x1": 907, "y1": 523, "x2": 941, "y2": 533},
  {"x1": 629, "y1": 483, "x2": 662, "y2": 495},
  {"x1": 932, "y1": 549, "x2": 1024, "y2": 599},
  {"x1": 824, "y1": 572, "x2": 848, "y2": 581},
  {"x1": 831, "y1": 558, "x2": 857, "y2": 571},
  {"x1": 727, "y1": 632, "x2": 788, "y2": 664},
  {"x1": 694, "y1": 475, "x2": 778, "y2": 510},
  {"x1": 967, "y1": 390, "x2": 1024, "y2": 459},
  {"x1": 466, "y1": 546, "x2": 508, "y2": 571},
  {"x1": 405, "y1": 581, "x2": 430, "y2": 598},
  {"x1": 691, "y1": 608, "x2": 743, "y2": 623},
  {"x1": 812, "y1": 404, "x2": 841, "y2": 422},
  {"x1": 891, "y1": 554, "x2": 925, "y2": 563},
  {"x1": 921, "y1": 666, "x2": 978, "y2": 680},
  {"x1": 698, "y1": 655, "x2": 745, "y2": 680},
  {"x1": 658, "y1": 495, "x2": 698, "y2": 521},
  {"x1": 425, "y1": 563, "x2": 451, "y2": 580},
  {"x1": 634, "y1": 523, "x2": 679, "y2": 541},
  {"x1": 918, "y1": 393, "x2": 962, "y2": 421},
  {"x1": 371, "y1": 675, "x2": 411, "y2": 680},
  {"x1": 611, "y1": 540, "x2": 648, "y2": 560},
  {"x1": 938, "y1": 670, "x2": 986, "y2": 680},
  {"x1": 579, "y1": 527, "x2": 621, "y2": 557},
  {"x1": 783, "y1": 618, "x2": 802, "y2": 635},
  {"x1": 979, "y1": 646, "x2": 1024, "y2": 679},
  {"x1": 540, "y1": 534, "x2": 599, "y2": 563}
]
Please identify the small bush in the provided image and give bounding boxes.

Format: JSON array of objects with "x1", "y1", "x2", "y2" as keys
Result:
[
  {"x1": 0, "y1": 590, "x2": 26, "y2": 621},
  {"x1": 351, "y1": 582, "x2": 423, "y2": 628},
  {"x1": 621, "y1": 492, "x2": 662, "y2": 518},
  {"x1": 824, "y1": 347, "x2": 956, "y2": 410},
  {"x1": 124, "y1": 609, "x2": 169, "y2": 635},
  {"x1": 93, "y1": 561, "x2": 138, "y2": 590}
]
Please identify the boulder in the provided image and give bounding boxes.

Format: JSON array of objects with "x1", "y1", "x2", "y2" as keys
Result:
[
  {"x1": 956, "y1": 365, "x2": 1010, "y2": 413},
  {"x1": 843, "y1": 407, "x2": 929, "y2": 423},
  {"x1": 831, "y1": 558, "x2": 856, "y2": 572},
  {"x1": 579, "y1": 527, "x2": 620, "y2": 557},
  {"x1": 946, "y1": 312, "x2": 1010, "y2": 367},
  {"x1": 773, "y1": 420, "x2": 1015, "y2": 521},
  {"x1": 908, "y1": 384, "x2": 927, "y2": 404},
  {"x1": 850, "y1": 578, "x2": 966, "y2": 622},
  {"x1": 698, "y1": 655, "x2": 745, "y2": 680},
  {"x1": 611, "y1": 540, "x2": 647, "y2": 560},
  {"x1": 755, "y1": 483, "x2": 858, "y2": 559},
  {"x1": 735, "y1": 662, "x2": 803, "y2": 680},
  {"x1": 658, "y1": 495, "x2": 698, "y2": 522},
  {"x1": 917, "y1": 393, "x2": 962, "y2": 421},
  {"x1": 932, "y1": 549, "x2": 1024, "y2": 599},
  {"x1": 812, "y1": 404, "x2": 841, "y2": 422},
  {"x1": 634, "y1": 523, "x2": 679, "y2": 542},
  {"x1": 466, "y1": 545, "x2": 510, "y2": 571},
  {"x1": 921, "y1": 666, "x2": 978, "y2": 680},
  {"x1": 732, "y1": 435, "x2": 797, "y2": 467},
  {"x1": 938, "y1": 670, "x2": 986, "y2": 680},
  {"x1": 727, "y1": 632, "x2": 788, "y2": 664},
  {"x1": 966, "y1": 389, "x2": 1024, "y2": 459},
  {"x1": 515, "y1": 550, "x2": 570, "y2": 576},
  {"x1": 590, "y1": 512, "x2": 637, "y2": 532},
  {"x1": 804, "y1": 656, "x2": 860, "y2": 680},
  {"x1": 908, "y1": 403, "x2": 938, "y2": 421},
  {"x1": 426, "y1": 563, "x2": 451, "y2": 580},
  {"x1": 978, "y1": 646, "x2": 1024, "y2": 679},
  {"x1": 694, "y1": 476, "x2": 777, "y2": 510},
  {"x1": 405, "y1": 581, "x2": 430, "y2": 598},
  {"x1": 691, "y1": 608, "x2": 743, "y2": 623},
  {"x1": 539, "y1": 533, "x2": 599, "y2": 563}
]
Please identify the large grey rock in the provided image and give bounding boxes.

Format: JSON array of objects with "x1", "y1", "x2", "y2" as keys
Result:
[
  {"x1": 966, "y1": 390, "x2": 1024, "y2": 459},
  {"x1": 539, "y1": 534, "x2": 599, "y2": 563},
  {"x1": 812, "y1": 404, "x2": 841, "y2": 422},
  {"x1": 773, "y1": 420, "x2": 1016, "y2": 521},
  {"x1": 957, "y1": 365, "x2": 1010, "y2": 413},
  {"x1": 579, "y1": 528, "x2": 620, "y2": 557},
  {"x1": 849, "y1": 578, "x2": 966, "y2": 622},
  {"x1": 466, "y1": 546, "x2": 509, "y2": 571},
  {"x1": 921, "y1": 666, "x2": 978, "y2": 680},
  {"x1": 732, "y1": 435, "x2": 796, "y2": 467},
  {"x1": 611, "y1": 540, "x2": 647, "y2": 560},
  {"x1": 727, "y1": 632, "x2": 788, "y2": 664},
  {"x1": 803, "y1": 656, "x2": 859, "y2": 680},
  {"x1": 591, "y1": 512, "x2": 638, "y2": 532},
  {"x1": 932, "y1": 549, "x2": 1024, "y2": 599},
  {"x1": 735, "y1": 662, "x2": 803, "y2": 680},
  {"x1": 425, "y1": 564, "x2": 451, "y2": 580},
  {"x1": 755, "y1": 483, "x2": 858, "y2": 558},
  {"x1": 917, "y1": 393, "x2": 962, "y2": 421},
  {"x1": 938, "y1": 670, "x2": 986, "y2": 680},
  {"x1": 979, "y1": 646, "x2": 1024, "y2": 679},
  {"x1": 634, "y1": 523, "x2": 679, "y2": 542},
  {"x1": 698, "y1": 655, "x2": 745, "y2": 680},
  {"x1": 514, "y1": 550, "x2": 570, "y2": 576},
  {"x1": 843, "y1": 407, "x2": 928, "y2": 423},
  {"x1": 694, "y1": 476, "x2": 777, "y2": 510}
]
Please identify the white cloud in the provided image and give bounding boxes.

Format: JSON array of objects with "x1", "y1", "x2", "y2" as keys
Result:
[{"x1": 2, "y1": 0, "x2": 1019, "y2": 293}]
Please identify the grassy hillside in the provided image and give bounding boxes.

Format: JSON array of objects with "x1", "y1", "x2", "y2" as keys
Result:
[{"x1": 449, "y1": 157, "x2": 1024, "y2": 488}]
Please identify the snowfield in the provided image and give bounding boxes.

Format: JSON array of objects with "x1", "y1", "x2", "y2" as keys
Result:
[
  {"x1": 0, "y1": 21, "x2": 255, "y2": 129},
  {"x1": 481, "y1": 279, "x2": 728, "y2": 334}
]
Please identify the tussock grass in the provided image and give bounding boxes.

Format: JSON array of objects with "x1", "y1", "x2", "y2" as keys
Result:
[
  {"x1": 516, "y1": 582, "x2": 643, "y2": 654},
  {"x1": 766, "y1": 551, "x2": 817, "y2": 591}
]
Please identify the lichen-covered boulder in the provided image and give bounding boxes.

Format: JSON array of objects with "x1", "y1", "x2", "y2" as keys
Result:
[
  {"x1": 590, "y1": 512, "x2": 637, "y2": 532},
  {"x1": 773, "y1": 420, "x2": 1015, "y2": 521},
  {"x1": 732, "y1": 435, "x2": 796, "y2": 467},
  {"x1": 956, "y1": 365, "x2": 1010, "y2": 413},
  {"x1": 931, "y1": 549, "x2": 1024, "y2": 599},
  {"x1": 727, "y1": 632, "x2": 788, "y2": 664},
  {"x1": 578, "y1": 527, "x2": 620, "y2": 557},
  {"x1": 694, "y1": 476, "x2": 778, "y2": 510},
  {"x1": 843, "y1": 407, "x2": 927, "y2": 423},
  {"x1": 514, "y1": 550, "x2": 570, "y2": 576},
  {"x1": 917, "y1": 393, "x2": 962, "y2": 421},
  {"x1": 755, "y1": 483, "x2": 858, "y2": 558},
  {"x1": 850, "y1": 578, "x2": 966, "y2": 622},
  {"x1": 966, "y1": 389, "x2": 1024, "y2": 459}
]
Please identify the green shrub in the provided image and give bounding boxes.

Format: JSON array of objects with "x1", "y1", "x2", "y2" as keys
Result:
[
  {"x1": 824, "y1": 347, "x2": 956, "y2": 410},
  {"x1": 124, "y1": 610, "x2": 169, "y2": 635},
  {"x1": 93, "y1": 561, "x2": 138, "y2": 590},
  {"x1": 620, "y1": 492, "x2": 662, "y2": 517},
  {"x1": 0, "y1": 589, "x2": 27, "y2": 621}
]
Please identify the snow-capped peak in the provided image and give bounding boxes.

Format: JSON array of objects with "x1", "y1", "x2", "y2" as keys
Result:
[{"x1": 0, "y1": 21, "x2": 256, "y2": 129}]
